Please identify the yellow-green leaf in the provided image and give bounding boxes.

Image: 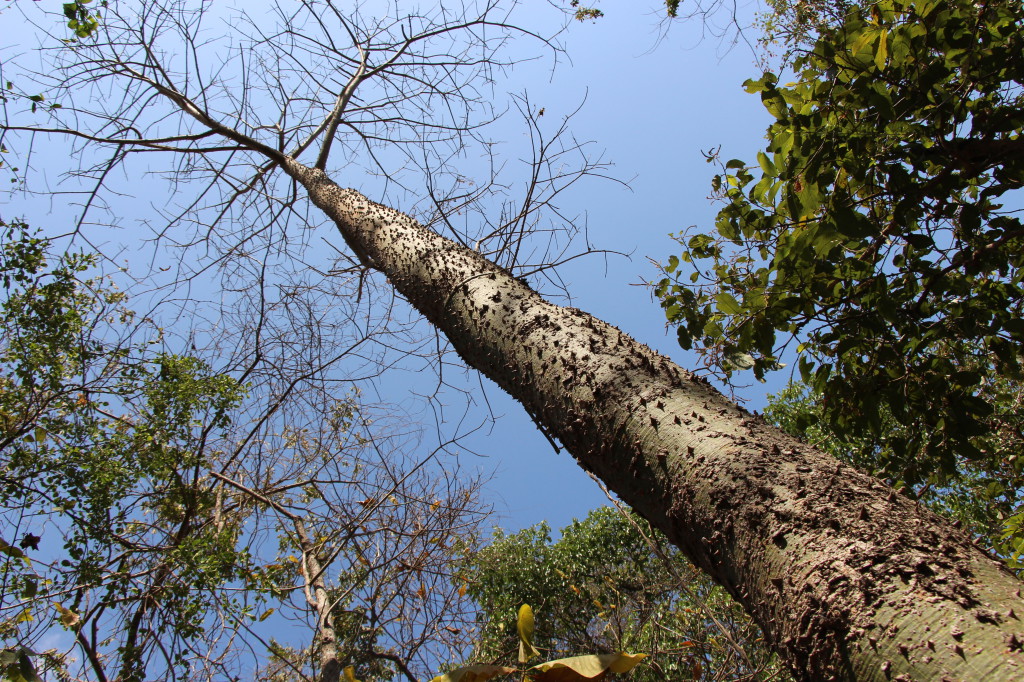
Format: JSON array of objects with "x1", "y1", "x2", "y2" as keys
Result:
[
  {"x1": 850, "y1": 28, "x2": 877, "y2": 58},
  {"x1": 530, "y1": 653, "x2": 647, "y2": 681},
  {"x1": 875, "y1": 29, "x2": 888, "y2": 70},
  {"x1": 517, "y1": 604, "x2": 540, "y2": 663},
  {"x1": 343, "y1": 666, "x2": 361, "y2": 682},
  {"x1": 430, "y1": 664, "x2": 517, "y2": 682},
  {"x1": 53, "y1": 602, "x2": 80, "y2": 628},
  {"x1": 0, "y1": 538, "x2": 26, "y2": 560}
]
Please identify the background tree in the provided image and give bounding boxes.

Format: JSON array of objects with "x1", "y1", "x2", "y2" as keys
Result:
[
  {"x1": 5, "y1": 0, "x2": 1024, "y2": 678},
  {"x1": 757, "y1": 0, "x2": 861, "y2": 57},
  {"x1": 463, "y1": 507, "x2": 789, "y2": 681},
  {"x1": 657, "y1": 0, "x2": 1024, "y2": 521},
  {"x1": 0, "y1": 220, "x2": 489, "y2": 682}
]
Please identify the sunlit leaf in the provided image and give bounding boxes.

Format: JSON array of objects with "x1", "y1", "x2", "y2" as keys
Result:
[
  {"x1": 517, "y1": 603, "x2": 540, "y2": 662},
  {"x1": 430, "y1": 665, "x2": 516, "y2": 682},
  {"x1": 530, "y1": 653, "x2": 647, "y2": 681},
  {"x1": 53, "y1": 602, "x2": 80, "y2": 628}
]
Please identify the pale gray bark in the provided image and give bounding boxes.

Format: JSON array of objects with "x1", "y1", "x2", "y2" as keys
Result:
[
  {"x1": 284, "y1": 158, "x2": 1024, "y2": 682},
  {"x1": 296, "y1": 520, "x2": 342, "y2": 682}
]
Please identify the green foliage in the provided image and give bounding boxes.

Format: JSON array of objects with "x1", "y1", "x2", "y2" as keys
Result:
[
  {"x1": 657, "y1": 0, "x2": 1024, "y2": 491},
  {"x1": 62, "y1": 0, "x2": 103, "y2": 39},
  {"x1": 0, "y1": 221, "x2": 253, "y2": 681},
  {"x1": 763, "y1": 381, "x2": 1024, "y2": 566},
  {"x1": 0, "y1": 220, "x2": 488, "y2": 681},
  {"x1": 565, "y1": 0, "x2": 680, "y2": 21},
  {"x1": 0, "y1": 646, "x2": 41, "y2": 682},
  {"x1": 460, "y1": 508, "x2": 789, "y2": 680},
  {"x1": 758, "y1": 0, "x2": 864, "y2": 55},
  {"x1": 569, "y1": 1, "x2": 604, "y2": 22}
]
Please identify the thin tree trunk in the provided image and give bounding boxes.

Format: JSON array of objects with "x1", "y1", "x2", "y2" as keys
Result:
[
  {"x1": 295, "y1": 519, "x2": 342, "y2": 682},
  {"x1": 284, "y1": 160, "x2": 1024, "y2": 681}
]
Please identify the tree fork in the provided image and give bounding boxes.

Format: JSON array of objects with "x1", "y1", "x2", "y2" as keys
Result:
[{"x1": 284, "y1": 160, "x2": 1024, "y2": 681}]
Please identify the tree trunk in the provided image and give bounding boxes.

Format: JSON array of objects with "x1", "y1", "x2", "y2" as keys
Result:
[
  {"x1": 284, "y1": 160, "x2": 1024, "y2": 681},
  {"x1": 296, "y1": 519, "x2": 342, "y2": 682}
]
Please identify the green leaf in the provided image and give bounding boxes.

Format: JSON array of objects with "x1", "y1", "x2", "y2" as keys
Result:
[
  {"x1": 725, "y1": 351, "x2": 756, "y2": 370},
  {"x1": 850, "y1": 27, "x2": 877, "y2": 59},
  {"x1": 0, "y1": 647, "x2": 42, "y2": 682},
  {"x1": 0, "y1": 539, "x2": 26, "y2": 560},
  {"x1": 20, "y1": 577, "x2": 38, "y2": 599},
  {"x1": 715, "y1": 292, "x2": 742, "y2": 315}
]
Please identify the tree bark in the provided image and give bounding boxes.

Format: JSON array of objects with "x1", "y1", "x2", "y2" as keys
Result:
[
  {"x1": 296, "y1": 519, "x2": 342, "y2": 682},
  {"x1": 284, "y1": 159, "x2": 1024, "y2": 681}
]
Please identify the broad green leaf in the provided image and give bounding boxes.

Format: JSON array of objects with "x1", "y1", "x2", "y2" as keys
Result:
[
  {"x1": 850, "y1": 28, "x2": 877, "y2": 57},
  {"x1": 20, "y1": 577, "x2": 37, "y2": 599},
  {"x1": 0, "y1": 647, "x2": 42, "y2": 682},
  {"x1": 715, "y1": 292, "x2": 742, "y2": 315},
  {"x1": 725, "y1": 351, "x2": 756, "y2": 370}
]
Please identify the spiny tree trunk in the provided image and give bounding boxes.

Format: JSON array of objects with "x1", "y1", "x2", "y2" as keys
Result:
[{"x1": 284, "y1": 159, "x2": 1024, "y2": 681}]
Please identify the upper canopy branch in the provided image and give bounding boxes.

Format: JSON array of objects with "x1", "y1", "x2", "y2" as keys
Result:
[{"x1": 3, "y1": 0, "x2": 611, "y2": 282}]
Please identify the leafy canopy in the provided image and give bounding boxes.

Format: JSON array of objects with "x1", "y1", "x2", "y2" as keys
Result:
[
  {"x1": 656, "y1": 0, "x2": 1024, "y2": 487},
  {"x1": 460, "y1": 508, "x2": 789, "y2": 681},
  {"x1": 0, "y1": 220, "x2": 252, "y2": 681}
]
